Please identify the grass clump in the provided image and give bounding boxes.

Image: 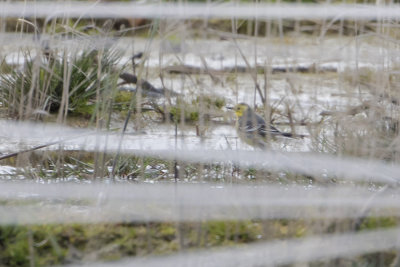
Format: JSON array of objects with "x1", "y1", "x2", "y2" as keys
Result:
[
  {"x1": 0, "y1": 221, "x2": 262, "y2": 266},
  {"x1": 0, "y1": 47, "x2": 121, "y2": 120}
]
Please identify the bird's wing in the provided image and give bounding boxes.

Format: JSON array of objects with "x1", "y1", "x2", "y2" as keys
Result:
[
  {"x1": 255, "y1": 114, "x2": 282, "y2": 137},
  {"x1": 259, "y1": 124, "x2": 282, "y2": 136},
  {"x1": 238, "y1": 111, "x2": 286, "y2": 138},
  {"x1": 238, "y1": 113, "x2": 259, "y2": 133},
  {"x1": 238, "y1": 122, "x2": 262, "y2": 134},
  {"x1": 239, "y1": 112, "x2": 292, "y2": 138},
  {"x1": 237, "y1": 113, "x2": 275, "y2": 137}
]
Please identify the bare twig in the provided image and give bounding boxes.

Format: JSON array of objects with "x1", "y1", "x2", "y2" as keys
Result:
[{"x1": 0, "y1": 133, "x2": 93, "y2": 161}]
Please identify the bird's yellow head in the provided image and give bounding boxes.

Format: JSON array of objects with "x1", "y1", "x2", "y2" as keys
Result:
[{"x1": 232, "y1": 103, "x2": 250, "y2": 118}]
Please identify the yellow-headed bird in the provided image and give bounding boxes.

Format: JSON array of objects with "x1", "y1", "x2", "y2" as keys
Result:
[{"x1": 229, "y1": 103, "x2": 297, "y2": 148}]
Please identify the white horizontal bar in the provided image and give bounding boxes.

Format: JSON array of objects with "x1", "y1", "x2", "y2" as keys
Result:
[
  {"x1": 0, "y1": 2, "x2": 399, "y2": 20},
  {"x1": 72, "y1": 228, "x2": 400, "y2": 267},
  {"x1": 0, "y1": 183, "x2": 396, "y2": 224}
]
